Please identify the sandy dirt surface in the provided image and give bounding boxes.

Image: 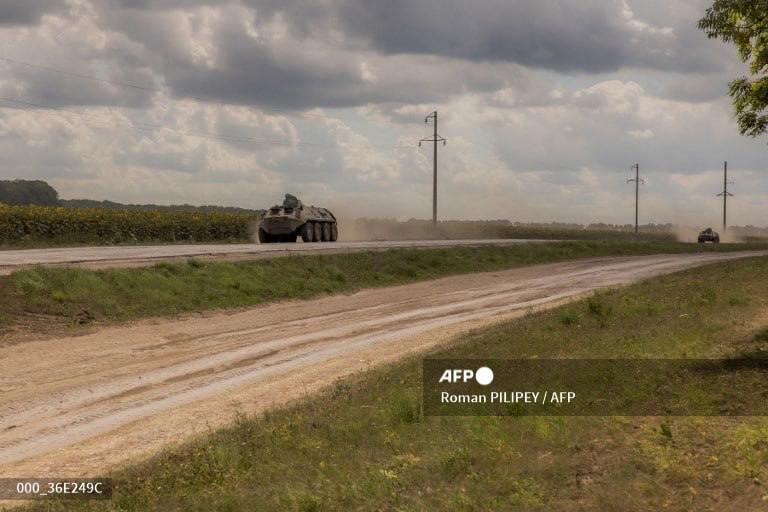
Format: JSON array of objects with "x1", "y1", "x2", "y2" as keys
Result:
[
  {"x1": 0, "y1": 239, "x2": 553, "y2": 275},
  {"x1": 0, "y1": 250, "x2": 766, "y2": 480}
]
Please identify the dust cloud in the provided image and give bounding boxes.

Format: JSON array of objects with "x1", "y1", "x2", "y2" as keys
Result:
[
  {"x1": 672, "y1": 225, "x2": 745, "y2": 243},
  {"x1": 338, "y1": 218, "x2": 442, "y2": 241},
  {"x1": 251, "y1": 206, "x2": 768, "y2": 244}
]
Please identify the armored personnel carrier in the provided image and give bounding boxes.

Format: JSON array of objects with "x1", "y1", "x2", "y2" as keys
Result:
[
  {"x1": 258, "y1": 194, "x2": 338, "y2": 243},
  {"x1": 697, "y1": 227, "x2": 720, "y2": 243}
]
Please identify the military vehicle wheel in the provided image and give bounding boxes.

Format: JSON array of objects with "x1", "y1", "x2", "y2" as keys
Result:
[
  {"x1": 301, "y1": 223, "x2": 314, "y2": 242},
  {"x1": 322, "y1": 222, "x2": 331, "y2": 242},
  {"x1": 313, "y1": 222, "x2": 322, "y2": 242},
  {"x1": 258, "y1": 228, "x2": 272, "y2": 244},
  {"x1": 330, "y1": 223, "x2": 338, "y2": 242}
]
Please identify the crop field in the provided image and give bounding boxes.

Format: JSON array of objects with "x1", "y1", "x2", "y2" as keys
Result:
[{"x1": 0, "y1": 204, "x2": 255, "y2": 247}]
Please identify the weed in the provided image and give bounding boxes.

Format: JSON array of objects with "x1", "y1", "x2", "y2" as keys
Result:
[
  {"x1": 754, "y1": 327, "x2": 768, "y2": 342},
  {"x1": 700, "y1": 286, "x2": 717, "y2": 305},
  {"x1": 560, "y1": 311, "x2": 581, "y2": 326},
  {"x1": 387, "y1": 395, "x2": 421, "y2": 424},
  {"x1": 50, "y1": 290, "x2": 68, "y2": 303},
  {"x1": 587, "y1": 294, "x2": 612, "y2": 317},
  {"x1": 187, "y1": 258, "x2": 204, "y2": 269},
  {"x1": 440, "y1": 447, "x2": 473, "y2": 479}
]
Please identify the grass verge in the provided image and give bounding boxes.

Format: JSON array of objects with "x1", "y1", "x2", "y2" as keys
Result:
[
  {"x1": 1, "y1": 240, "x2": 767, "y2": 334},
  {"x1": 19, "y1": 255, "x2": 768, "y2": 511}
]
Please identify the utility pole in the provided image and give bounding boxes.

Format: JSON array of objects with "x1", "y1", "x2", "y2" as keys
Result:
[
  {"x1": 716, "y1": 161, "x2": 734, "y2": 233},
  {"x1": 419, "y1": 111, "x2": 446, "y2": 224},
  {"x1": 627, "y1": 163, "x2": 644, "y2": 234}
]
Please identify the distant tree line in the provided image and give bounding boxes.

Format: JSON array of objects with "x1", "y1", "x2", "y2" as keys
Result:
[
  {"x1": 60, "y1": 199, "x2": 264, "y2": 216},
  {"x1": 0, "y1": 180, "x2": 59, "y2": 206},
  {"x1": 0, "y1": 180, "x2": 263, "y2": 216}
]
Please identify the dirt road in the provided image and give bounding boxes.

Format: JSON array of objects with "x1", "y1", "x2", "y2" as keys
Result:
[
  {"x1": 0, "y1": 239, "x2": 552, "y2": 275},
  {"x1": 0, "y1": 251, "x2": 765, "y2": 478}
]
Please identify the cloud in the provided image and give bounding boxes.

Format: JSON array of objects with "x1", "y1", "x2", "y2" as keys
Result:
[
  {"x1": 0, "y1": 0, "x2": 766, "y2": 226},
  {"x1": 1, "y1": 1, "x2": 733, "y2": 110},
  {"x1": 0, "y1": 0, "x2": 67, "y2": 27},
  {"x1": 627, "y1": 128, "x2": 654, "y2": 139},
  {"x1": 330, "y1": 0, "x2": 725, "y2": 74},
  {"x1": 95, "y1": 2, "x2": 539, "y2": 110}
]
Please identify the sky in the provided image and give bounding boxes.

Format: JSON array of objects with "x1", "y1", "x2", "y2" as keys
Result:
[{"x1": 0, "y1": 0, "x2": 766, "y2": 225}]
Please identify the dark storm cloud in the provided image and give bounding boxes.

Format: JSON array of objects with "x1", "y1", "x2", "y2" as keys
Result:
[
  {"x1": 0, "y1": 62, "x2": 156, "y2": 108},
  {"x1": 99, "y1": 5, "x2": 375, "y2": 109},
  {"x1": 95, "y1": 2, "x2": 535, "y2": 110},
  {"x1": 336, "y1": 0, "x2": 627, "y2": 73},
  {"x1": 239, "y1": 0, "x2": 727, "y2": 75},
  {"x1": 0, "y1": 0, "x2": 66, "y2": 26},
  {"x1": 163, "y1": 24, "x2": 370, "y2": 109},
  {"x1": 164, "y1": 35, "x2": 528, "y2": 110},
  {"x1": 0, "y1": 0, "x2": 733, "y2": 111},
  {"x1": 109, "y1": 0, "x2": 230, "y2": 8},
  {"x1": 77, "y1": 0, "x2": 730, "y2": 110}
]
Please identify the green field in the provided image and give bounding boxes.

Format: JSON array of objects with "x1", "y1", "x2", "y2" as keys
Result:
[
  {"x1": 2, "y1": 240, "x2": 766, "y2": 336},
  {"x1": 21, "y1": 255, "x2": 768, "y2": 511}
]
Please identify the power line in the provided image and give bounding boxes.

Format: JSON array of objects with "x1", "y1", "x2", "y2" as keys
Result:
[
  {"x1": 419, "y1": 110, "x2": 447, "y2": 224},
  {"x1": 0, "y1": 56, "x2": 155, "y2": 93},
  {"x1": 0, "y1": 55, "x2": 362, "y2": 122},
  {"x1": 716, "y1": 160, "x2": 734, "y2": 233},
  {"x1": 0, "y1": 95, "x2": 416, "y2": 150},
  {"x1": 627, "y1": 163, "x2": 644, "y2": 235}
]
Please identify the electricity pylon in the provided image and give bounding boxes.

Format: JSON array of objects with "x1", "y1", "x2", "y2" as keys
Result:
[
  {"x1": 627, "y1": 163, "x2": 644, "y2": 234},
  {"x1": 716, "y1": 161, "x2": 734, "y2": 233},
  {"x1": 419, "y1": 111, "x2": 447, "y2": 224}
]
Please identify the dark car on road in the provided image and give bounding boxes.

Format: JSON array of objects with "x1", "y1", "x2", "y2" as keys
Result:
[{"x1": 697, "y1": 228, "x2": 720, "y2": 243}]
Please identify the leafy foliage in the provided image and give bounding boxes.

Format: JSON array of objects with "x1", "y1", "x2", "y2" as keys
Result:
[
  {"x1": 0, "y1": 204, "x2": 254, "y2": 245},
  {"x1": 699, "y1": 1, "x2": 768, "y2": 137}
]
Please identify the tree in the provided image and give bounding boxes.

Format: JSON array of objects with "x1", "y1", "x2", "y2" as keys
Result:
[
  {"x1": 0, "y1": 180, "x2": 60, "y2": 206},
  {"x1": 698, "y1": 1, "x2": 768, "y2": 137}
]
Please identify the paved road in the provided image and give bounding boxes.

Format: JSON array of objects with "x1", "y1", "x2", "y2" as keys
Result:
[
  {"x1": 0, "y1": 239, "x2": 554, "y2": 274},
  {"x1": 1, "y1": 250, "x2": 765, "y2": 478}
]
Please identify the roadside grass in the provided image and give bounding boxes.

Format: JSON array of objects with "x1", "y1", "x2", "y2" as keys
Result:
[
  {"x1": 20, "y1": 256, "x2": 768, "y2": 511},
  {"x1": 1, "y1": 240, "x2": 767, "y2": 334},
  {"x1": 0, "y1": 223, "x2": 677, "y2": 250}
]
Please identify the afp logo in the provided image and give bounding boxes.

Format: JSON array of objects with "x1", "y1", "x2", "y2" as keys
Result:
[{"x1": 438, "y1": 366, "x2": 494, "y2": 386}]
